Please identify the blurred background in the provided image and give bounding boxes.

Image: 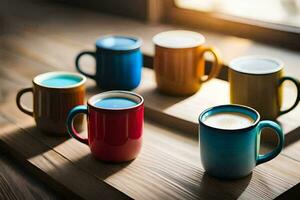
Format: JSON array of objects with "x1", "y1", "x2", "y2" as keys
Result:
[
  {"x1": 1, "y1": 0, "x2": 300, "y2": 89},
  {"x1": 1, "y1": 0, "x2": 300, "y2": 50}
]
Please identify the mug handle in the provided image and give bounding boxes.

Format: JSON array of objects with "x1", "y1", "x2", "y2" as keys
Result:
[
  {"x1": 16, "y1": 87, "x2": 34, "y2": 116},
  {"x1": 198, "y1": 46, "x2": 222, "y2": 83},
  {"x1": 256, "y1": 120, "x2": 284, "y2": 165},
  {"x1": 66, "y1": 105, "x2": 88, "y2": 145},
  {"x1": 75, "y1": 51, "x2": 97, "y2": 79},
  {"x1": 278, "y1": 76, "x2": 300, "y2": 116}
]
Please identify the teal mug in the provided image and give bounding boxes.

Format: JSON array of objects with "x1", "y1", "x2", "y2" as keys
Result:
[{"x1": 199, "y1": 104, "x2": 284, "y2": 179}]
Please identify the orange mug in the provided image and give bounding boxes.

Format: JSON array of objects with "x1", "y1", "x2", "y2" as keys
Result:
[
  {"x1": 153, "y1": 30, "x2": 222, "y2": 96},
  {"x1": 16, "y1": 72, "x2": 86, "y2": 135}
]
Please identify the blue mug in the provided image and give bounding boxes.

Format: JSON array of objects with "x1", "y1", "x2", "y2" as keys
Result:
[
  {"x1": 75, "y1": 35, "x2": 142, "y2": 90},
  {"x1": 199, "y1": 104, "x2": 284, "y2": 179}
]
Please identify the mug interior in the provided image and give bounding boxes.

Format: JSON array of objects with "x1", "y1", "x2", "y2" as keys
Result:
[
  {"x1": 229, "y1": 56, "x2": 283, "y2": 75},
  {"x1": 33, "y1": 71, "x2": 86, "y2": 89},
  {"x1": 199, "y1": 104, "x2": 260, "y2": 131},
  {"x1": 153, "y1": 30, "x2": 205, "y2": 49},
  {"x1": 88, "y1": 91, "x2": 144, "y2": 110},
  {"x1": 96, "y1": 35, "x2": 142, "y2": 51}
]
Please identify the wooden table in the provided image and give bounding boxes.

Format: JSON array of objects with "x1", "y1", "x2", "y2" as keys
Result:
[{"x1": 1, "y1": 0, "x2": 300, "y2": 199}]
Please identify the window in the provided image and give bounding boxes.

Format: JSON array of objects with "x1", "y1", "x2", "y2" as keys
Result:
[
  {"x1": 175, "y1": 0, "x2": 300, "y2": 28},
  {"x1": 159, "y1": 0, "x2": 300, "y2": 50}
]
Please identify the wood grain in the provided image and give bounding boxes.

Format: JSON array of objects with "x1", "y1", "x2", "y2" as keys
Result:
[
  {"x1": 0, "y1": 114, "x2": 130, "y2": 200},
  {"x1": 0, "y1": 152, "x2": 59, "y2": 200}
]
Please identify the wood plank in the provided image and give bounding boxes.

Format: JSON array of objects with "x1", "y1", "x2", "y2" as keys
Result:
[
  {"x1": 0, "y1": 115, "x2": 130, "y2": 200},
  {"x1": 1, "y1": 101, "x2": 300, "y2": 199},
  {"x1": 0, "y1": 151, "x2": 60, "y2": 200}
]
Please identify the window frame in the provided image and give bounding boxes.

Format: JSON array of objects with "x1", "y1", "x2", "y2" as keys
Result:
[{"x1": 156, "y1": 0, "x2": 300, "y2": 51}]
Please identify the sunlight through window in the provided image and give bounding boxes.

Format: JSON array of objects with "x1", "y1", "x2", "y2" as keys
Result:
[{"x1": 175, "y1": 0, "x2": 300, "y2": 28}]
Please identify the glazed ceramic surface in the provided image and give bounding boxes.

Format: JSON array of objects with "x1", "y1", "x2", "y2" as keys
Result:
[
  {"x1": 199, "y1": 104, "x2": 284, "y2": 179},
  {"x1": 66, "y1": 91, "x2": 144, "y2": 162},
  {"x1": 229, "y1": 56, "x2": 300, "y2": 119},
  {"x1": 16, "y1": 72, "x2": 86, "y2": 135},
  {"x1": 75, "y1": 35, "x2": 142, "y2": 90},
  {"x1": 153, "y1": 30, "x2": 222, "y2": 96}
]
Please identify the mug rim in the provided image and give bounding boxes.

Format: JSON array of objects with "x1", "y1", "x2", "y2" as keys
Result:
[
  {"x1": 228, "y1": 55, "x2": 284, "y2": 75},
  {"x1": 153, "y1": 30, "x2": 206, "y2": 49},
  {"x1": 95, "y1": 34, "x2": 142, "y2": 51},
  {"x1": 199, "y1": 104, "x2": 260, "y2": 132},
  {"x1": 33, "y1": 71, "x2": 86, "y2": 89},
  {"x1": 88, "y1": 90, "x2": 144, "y2": 111}
]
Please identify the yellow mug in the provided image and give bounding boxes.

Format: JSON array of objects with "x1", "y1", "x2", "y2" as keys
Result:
[
  {"x1": 229, "y1": 56, "x2": 300, "y2": 120},
  {"x1": 153, "y1": 30, "x2": 222, "y2": 96}
]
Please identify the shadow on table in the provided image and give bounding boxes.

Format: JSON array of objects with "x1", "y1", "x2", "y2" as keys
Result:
[
  {"x1": 199, "y1": 172, "x2": 252, "y2": 199},
  {"x1": 0, "y1": 124, "x2": 68, "y2": 159},
  {"x1": 284, "y1": 126, "x2": 300, "y2": 147},
  {"x1": 70, "y1": 153, "x2": 133, "y2": 180},
  {"x1": 137, "y1": 86, "x2": 187, "y2": 110}
]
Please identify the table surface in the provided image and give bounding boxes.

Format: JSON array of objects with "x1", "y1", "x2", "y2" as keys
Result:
[{"x1": 1, "y1": 0, "x2": 300, "y2": 199}]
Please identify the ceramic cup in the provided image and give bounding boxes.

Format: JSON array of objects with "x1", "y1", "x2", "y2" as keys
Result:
[
  {"x1": 75, "y1": 35, "x2": 142, "y2": 90},
  {"x1": 16, "y1": 71, "x2": 86, "y2": 135},
  {"x1": 153, "y1": 30, "x2": 222, "y2": 96},
  {"x1": 229, "y1": 56, "x2": 300, "y2": 120},
  {"x1": 199, "y1": 104, "x2": 284, "y2": 179},
  {"x1": 66, "y1": 91, "x2": 144, "y2": 162}
]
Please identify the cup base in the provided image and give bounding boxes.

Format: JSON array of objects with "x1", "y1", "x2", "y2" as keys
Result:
[
  {"x1": 205, "y1": 170, "x2": 253, "y2": 180},
  {"x1": 92, "y1": 154, "x2": 138, "y2": 163}
]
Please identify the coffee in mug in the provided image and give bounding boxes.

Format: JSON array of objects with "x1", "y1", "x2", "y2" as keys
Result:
[
  {"x1": 203, "y1": 112, "x2": 255, "y2": 130},
  {"x1": 199, "y1": 104, "x2": 284, "y2": 179}
]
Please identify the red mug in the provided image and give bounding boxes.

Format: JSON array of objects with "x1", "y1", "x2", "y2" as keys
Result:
[{"x1": 66, "y1": 91, "x2": 144, "y2": 162}]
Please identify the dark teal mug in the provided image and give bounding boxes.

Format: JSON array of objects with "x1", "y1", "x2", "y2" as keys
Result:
[
  {"x1": 199, "y1": 104, "x2": 284, "y2": 179},
  {"x1": 75, "y1": 35, "x2": 142, "y2": 90}
]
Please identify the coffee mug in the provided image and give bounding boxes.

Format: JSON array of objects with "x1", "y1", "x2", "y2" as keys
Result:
[
  {"x1": 66, "y1": 91, "x2": 144, "y2": 162},
  {"x1": 199, "y1": 104, "x2": 284, "y2": 179},
  {"x1": 229, "y1": 56, "x2": 300, "y2": 120},
  {"x1": 16, "y1": 72, "x2": 86, "y2": 135},
  {"x1": 75, "y1": 35, "x2": 142, "y2": 90},
  {"x1": 153, "y1": 30, "x2": 222, "y2": 96}
]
